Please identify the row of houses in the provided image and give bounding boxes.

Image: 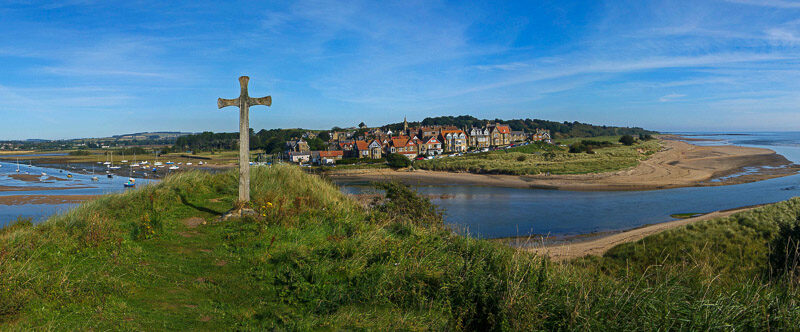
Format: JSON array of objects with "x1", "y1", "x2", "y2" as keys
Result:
[{"x1": 286, "y1": 118, "x2": 552, "y2": 164}]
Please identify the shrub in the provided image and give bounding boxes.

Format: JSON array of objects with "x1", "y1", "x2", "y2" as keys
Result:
[
  {"x1": 516, "y1": 155, "x2": 527, "y2": 162},
  {"x1": 619, "y1": 135, "x2": 635, "y2": 146},
  {"x1": 68, "y1": 150, "x2": 92, "y2": 156},
  {"x1": 568, "y1": 143, "x2": 586, "y2": 153},
  {"x1": 372, "y1": 182, "x2": 442, "y2": 226},
  {"x1": 386, "y1": 153, "x2": 412, "y2": 168}
]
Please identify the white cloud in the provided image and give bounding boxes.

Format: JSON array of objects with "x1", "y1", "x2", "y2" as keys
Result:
[{"x1": 659, "y1": 93, "x2": 686, "y2": 102}]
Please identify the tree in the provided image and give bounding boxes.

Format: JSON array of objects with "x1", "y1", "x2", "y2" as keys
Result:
[
  {"x1": 619, "y1": 135, "x2": 635, "y2": 146},
  {"x1": 358, "y1": 122, "x2": 367, "y2": 128},
  {"x1": 386, "y1": 153, "x2": 412, "y2": 168},
  {"x1": 317, "y1": 131, "x2": 331, "y2": 142}
]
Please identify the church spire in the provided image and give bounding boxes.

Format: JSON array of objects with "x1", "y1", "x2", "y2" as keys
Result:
[{"x1": 403, "y1": 116, "x2": 408, "y2": 133}]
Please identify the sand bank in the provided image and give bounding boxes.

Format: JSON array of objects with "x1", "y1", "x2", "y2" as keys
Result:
[
  {"x1": 8, "y1": 174, "x2": 70, "y2": 182},
  {"x1": 0, "y1": 185, "x2": 94, "y2": 192},
  {"x1": 522, "y1": 206, "x2": 756, "y2": 261},
  {"x1": 328, "y1": 139, "x2": 799, "y2": 191},
  {"x1": 0, "y1": 194, "x2": 98, "y2": 205}
]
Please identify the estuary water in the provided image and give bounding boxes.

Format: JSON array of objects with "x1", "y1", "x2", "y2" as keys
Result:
[
  {"x1": 0, "y1": 161, "x2": 155, "y2": 227},
  {"x1": 338, "y1": 132, "x2": 800, "y2": 239}
]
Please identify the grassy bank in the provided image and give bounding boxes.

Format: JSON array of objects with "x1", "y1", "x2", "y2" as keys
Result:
[
  {"x1": 1, "y1": 166, "x2": 799, "y2": 329},
  {"x1": 415, "y1": 137, "x2": 660, "y2": 175}
]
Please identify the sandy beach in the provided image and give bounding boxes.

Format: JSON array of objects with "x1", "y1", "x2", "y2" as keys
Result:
[
  {"x1": 523, "y1": 206, "x2": 756, "y2": 260},
  {"x1": 328, "y1": 139, "x2": 800, "y2": 191}
]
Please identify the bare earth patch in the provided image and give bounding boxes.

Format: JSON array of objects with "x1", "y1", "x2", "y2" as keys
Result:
[{"x1": 181, "y1": 217, "x2": 205, "y2": 229}]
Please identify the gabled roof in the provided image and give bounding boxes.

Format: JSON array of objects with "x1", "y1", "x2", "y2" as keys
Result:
[
  {"x1": 440, "y1": 129, "x2": 465, "y2": 137},
  {"x1": 391, "y1": 138, "x2": 409, "y2": 147},
  {"x1": 319, "y1": 150, "x2": 344, "y2": 158},
  {"x1": 354, "y1": 140, "x2": 369, "y2": 150},
  {"x1": 495, "y1": 125, "x2": 511, "y2": 134},
  {"x1": 423, "y1": 136, "x2": 439, "y2": 144}
]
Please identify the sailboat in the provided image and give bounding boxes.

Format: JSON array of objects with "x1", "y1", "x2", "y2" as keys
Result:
[
  {"x1": 15, "y1": 158, "x2": 20, "y2": 172},
  {"x1": 91, "y1": 165, "x2": 98, "y2": 181},
  {"x1": 108, "y1": 151, "x2": 121, "y2": 170}
]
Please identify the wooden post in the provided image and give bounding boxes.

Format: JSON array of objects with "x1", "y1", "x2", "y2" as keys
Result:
[{"x1": 218, "y1": 76, "x2": 271, "y2": 207}]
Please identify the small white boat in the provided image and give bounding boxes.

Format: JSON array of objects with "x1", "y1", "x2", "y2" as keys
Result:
[
  {"x1": 186, "y1": 162, "x2": 193, "y2": 166},
  {"x1": 109, "y1": 166, "x2": 121, "y2": 170},
  {"x1": 154, "y1": 162, "x2": 163, "y2": 166},
  {"x1": 169, "y1": 166, "x2": 179, "y2": 170},
  {"x1": 121, "y1": 160, "x2": 128, "y2": 163},
  {"x1": 198, "y1": 161, "x2": 204, "y2": 165}
]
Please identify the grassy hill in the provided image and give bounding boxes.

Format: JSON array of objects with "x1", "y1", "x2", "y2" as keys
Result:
[{"x1": 1, "y1": 166, "x2": 799, "y2": 329}]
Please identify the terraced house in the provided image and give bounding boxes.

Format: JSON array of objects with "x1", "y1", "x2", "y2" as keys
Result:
[
  {"x1": 440, "y1": 129, "x2": 467, "y2": 152},
  {"x1": 467, "y1": 127, "x2": 491, "y2": 149}
]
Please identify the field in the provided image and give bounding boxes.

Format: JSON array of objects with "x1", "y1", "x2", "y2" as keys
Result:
[
  {"x1": 1, "y1": 166, "x2": 799, "y2": 329},
  {"x1": 415, "y1": 136, "x2": 660, "y2": 175}
]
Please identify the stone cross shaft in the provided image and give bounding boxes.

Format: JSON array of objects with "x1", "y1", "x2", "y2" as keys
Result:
[{"x1": 217, "y1": 76, "x2": 271, "y2": 204}]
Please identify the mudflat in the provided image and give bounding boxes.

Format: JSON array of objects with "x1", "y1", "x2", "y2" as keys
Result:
[
  {"x1": 328, "y1": 139, "x2": 799, "y2": 191},
  {"x1": 0, "y1": 194, "x2": 98, "y2": 205}
]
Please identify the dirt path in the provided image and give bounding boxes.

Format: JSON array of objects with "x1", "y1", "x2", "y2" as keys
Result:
[
  {"x1": 328, "y1": 139, "x2": 799, "y2": 191},
  {"x1": 524, "y1": 207, "x2": 754, "y2": 260}
]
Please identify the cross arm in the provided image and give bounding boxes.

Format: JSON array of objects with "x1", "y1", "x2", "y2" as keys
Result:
[
  {"x1": 217, "y1": 98, "x2": 239, "y2": 109},
  {"x1": 248, "y1": 96, "x2": 272, "y2": 107}
]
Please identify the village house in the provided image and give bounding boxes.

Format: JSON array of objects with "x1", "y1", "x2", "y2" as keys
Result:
[
  {"x1": 354, "y1": 140, "x2": 382, "y2": 159},
  {"x1": 286, "y1": 139, "x2": 310, "y2": 153},
  {"x1": 330, "y1": 130, "x2": 355, "y2": 141},
  {"x1": 468, "y1": 127, "x2": 491, "y2": 149},
  {"x1": 440, "y1": 129, "x2": 467, "y2": 152},
  {"x1": 288, "y1": 151, "x2": 311, "y2": 164},
  {"x1": 337, "y1": 141, "x2": 357, "y2": 158},
  {"x1": 488, "y1": 124, "x2": 511, "y2": 146},
  {"x1": 510, "y1": 131, "x2": 527, "y2": 143},
  {"x1": 390, "y1": 137, "x2": 418, "y2": 159},
  {"x1": 531, "y1": 129, "x2": 552, "y2": 142},
  {"x1": 418, "y1": 136, "x2": 443, "y2": 156},
  {"x1": 311, "y1": 150, "x2": 344, "y2": 165}
]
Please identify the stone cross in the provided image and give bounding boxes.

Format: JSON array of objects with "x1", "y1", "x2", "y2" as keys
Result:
[{"x1": 218, "y1": 76, "x2": 271, "y2": 205}]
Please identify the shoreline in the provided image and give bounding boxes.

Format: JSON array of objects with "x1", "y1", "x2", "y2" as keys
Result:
[
  {"x1": 327, "y1": 139, "x2": 800, "y2": 191},
  {"x1": 520, "y1": 205, "x2": 758, "y2": 260},
  {"x1": 0, "y1": 194, "x2": 99, "y2": 206}
]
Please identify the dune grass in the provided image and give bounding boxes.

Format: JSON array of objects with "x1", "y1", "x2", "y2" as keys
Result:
[
  {"x1": 1, "y1": 165, "x2": 799, "y2": 329},
  {"x1": 415, "y1": 138, "x2": 660, "y2": 175}
]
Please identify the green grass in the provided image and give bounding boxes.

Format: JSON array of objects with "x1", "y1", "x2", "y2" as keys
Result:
[
  {"x1": 415, "y1": 137, "x2": 660, "y2": 175},
  {"x1": 1, "y1": 165, "x2": 800, "y2": 329}
]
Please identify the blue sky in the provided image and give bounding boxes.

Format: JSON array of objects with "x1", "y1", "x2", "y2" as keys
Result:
[{"x1": 1, "y1": 0, "x2": 799, "y2": 139}]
